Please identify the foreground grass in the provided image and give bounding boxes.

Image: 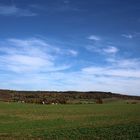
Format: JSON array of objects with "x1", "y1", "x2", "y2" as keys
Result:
[{"x1": 0, "y1": 102, "x2": 140, "y2": 139}]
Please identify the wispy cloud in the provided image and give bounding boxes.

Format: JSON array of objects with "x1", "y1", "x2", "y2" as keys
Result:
[
  {"x1": 80, "y1": 56, "x2": 140, "y2": 95},
  {"x1": 103, "y1": 46, "x2": 119, "y2": 54},
  {"x1": 122, "y1": 34, "x2": 133, "y2": 39},
  {"x1": 87, "y1": 35, "x2": 101, "y2": 41},
  {"x1": 106, "y1": 58, "x2": 140, "y2": 69},
  {"x1": 82, "y1": 66, "x2": 140, "y2": 78},
  {"x1": 0, "y1": 5, "x2": 37, "y2": 16},
  {"x1": 1, "y1": 62, "x2": 140, "y2": 95},
  {"x1": 68, "y1": 49, "x2": 78, "y2": 56},
  {"x1": 0, "y1": 38, "x2": 73, "y2": 73},
  {"x1": 86, "y1": 45, "x2": 119, "y2": 55},
  {"x1": 86, "y1": 35, "x2": 119, "y2": 56},
  {"x1": 82, "y1": 56, "x2": 140, "y2": 78},
  {"x1": 0, "y1": 37, "x2": 140, "y2": 95}
]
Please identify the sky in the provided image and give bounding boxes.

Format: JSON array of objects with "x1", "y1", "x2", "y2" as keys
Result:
[{"x1": 0, "y1": 0, "x2": 140, "y2": 95}]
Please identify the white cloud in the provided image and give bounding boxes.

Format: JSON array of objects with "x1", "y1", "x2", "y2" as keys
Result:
[
  {"x1": 0, "y1": 5, "x2": 37, "y2": 16},
  {"x1": 0, "y1": 38, "x2": 72, "y2": 73},
  {"x1": 87, "y1": 35, "x2": 101, "y2": 41},
  {"x1": 86, "y1": 35, "x2": 119, "y2": 55},
  {"x1": 0, "y1": 38, "x2": 140, "y2": 95},
  {"x1": 8, "y1": 38, "x2": 47, "y2": 46},
  {"x1": 82, "y1": 66, "x2": 140, "y2": 78},
  {"x1": 80, "y1": 59, "x2": 140, "y2": 95},
  {"x1": 4, "y1": 54, "x2": 53, "y2": 73},
  {"x1": 106, "y1": 58, "x2": 140, "y2": 68},
  {"x1": 68, "y1": 49, "x2": 78, "y2": 56},
  {"x1": 80, "y1": 57, "x2": 140, "y2": 94},
  {"x1": 86, "y1": 45, "x2": 119, "y2": 55},
  {"x1": 82, "y1": 56, "x2": 140, "y2": 79},
  {"x1": 122, "y1": 34, "x2": 133, "y2": 39},
  {"x1": 1, "y1": 68, "x2": 140, "y2": 95},
  {"x1": 103, "y1": 46, "x2": 119, "y2": 54}
]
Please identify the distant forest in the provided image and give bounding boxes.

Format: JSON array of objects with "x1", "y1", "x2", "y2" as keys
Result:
[{"x1": 0, "y1": 90, "x2": 140, "y2": 104}]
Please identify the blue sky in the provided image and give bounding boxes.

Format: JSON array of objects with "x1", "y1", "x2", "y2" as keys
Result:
[{"x1": 0, "y1": 0, "x2": 140, "y2": 95}]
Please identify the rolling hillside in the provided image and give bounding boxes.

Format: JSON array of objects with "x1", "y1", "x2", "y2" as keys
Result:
[{"x1": 0, "y1": 89, "x2": 139, "y2": 104}]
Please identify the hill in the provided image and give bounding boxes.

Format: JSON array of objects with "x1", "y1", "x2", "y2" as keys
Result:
[{"x1": 0, "y1": 89, "x2": 139, "y2": 104}]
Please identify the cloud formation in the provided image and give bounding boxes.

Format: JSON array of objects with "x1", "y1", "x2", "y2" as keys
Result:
[
  {"x1": 82, "y1": 66, "x2": 140, "y2": 78},
  {"x1": 103, "y1": 46, "x2": 119, "y2": 54},
  {"x1": 87, "y1": 35, "x2": 101, "y2": 41},
  {"x1": 0, "y1": 38, "x2": 74, "y2": 73},
  {"x1": 0, "y1": 37, "x2": 140, "y2": 95},
  {"x1": 122, "y1": 34, "x2": 133, "y2": 39},
  {"x1": 68, "y1": 49, "x2": 78, "y2": 56}
]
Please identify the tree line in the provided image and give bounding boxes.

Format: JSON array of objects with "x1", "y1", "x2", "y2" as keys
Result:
[{"x1": 0, "y1": 90, "x2": 139, "y2": 104}]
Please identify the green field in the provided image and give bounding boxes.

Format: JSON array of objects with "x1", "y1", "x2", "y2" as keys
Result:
[{"x1": 0, "y1": 102, "x2": 140, "y2": 140}]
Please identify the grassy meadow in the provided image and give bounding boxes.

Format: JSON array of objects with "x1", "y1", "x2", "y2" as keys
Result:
[{"x1": 0, "y1": 101, "x2": 140, "y2": 140}]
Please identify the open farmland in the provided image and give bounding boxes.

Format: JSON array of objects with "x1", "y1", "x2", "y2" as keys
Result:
[{"x1": 0, "y1": 101, "x2": 140, "y2": 140}]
